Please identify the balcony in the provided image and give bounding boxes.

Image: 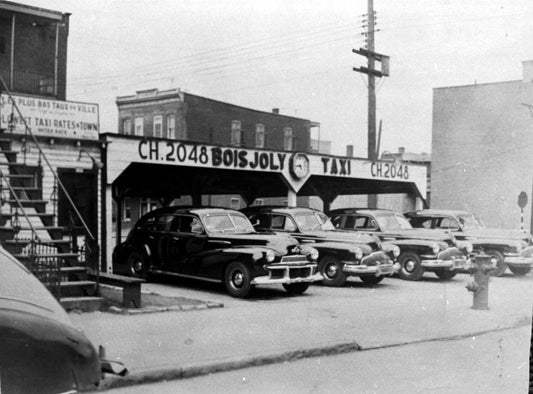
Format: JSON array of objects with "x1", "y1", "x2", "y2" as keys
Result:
[{"x1": 0, "y1": 69, "x2": 56, "y2": 98}]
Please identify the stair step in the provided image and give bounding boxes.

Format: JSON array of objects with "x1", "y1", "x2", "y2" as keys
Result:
[
  {"x1": 59, "y1": 280, "x2": 96, "y2": 288},
  {"x1": 0, "y1": 212, "x2": 54, "y2": 219},
  {"x1": 2, "y1": 174, "x2": 34, "y2": 179},
  {"x1": 14, "y1": 252, "x2": 79, "y2": 260},
  {"x1": 60, "y1": 296, "x2": 103, "y2": 312},
  {"x1": 60, "y1": 266, "x2": 87, "y2": 273},
  {"x1": 5, "y1": 239, "x2": 70, "y2": 246}
]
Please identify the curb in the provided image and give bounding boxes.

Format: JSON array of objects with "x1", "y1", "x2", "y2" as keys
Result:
[{"x1": 97, "y1": 341, "x2": 362, "y2": 391}]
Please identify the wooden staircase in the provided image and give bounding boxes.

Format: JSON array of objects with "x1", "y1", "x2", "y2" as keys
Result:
[{"x1": 0, "y1": 136, "x2": 102, "y2": 312}]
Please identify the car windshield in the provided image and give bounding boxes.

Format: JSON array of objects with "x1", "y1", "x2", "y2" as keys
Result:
[
  {"x1": 294, "y1": 211, "x2": 335, "y2": 231},
  {"x1": 203, "y1": 213, "x2": 255, "y2": 233},
  {"x1": 376, "y1": 213, "x2": 413, "y2": 231},
  {"x1": 457, "y1": 213, "x2": 485, "y2": 230}
]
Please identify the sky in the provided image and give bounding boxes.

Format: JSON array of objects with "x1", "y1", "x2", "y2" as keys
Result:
[{"x1": 18, "y1": 0, "x2": 533, "y2": 157}]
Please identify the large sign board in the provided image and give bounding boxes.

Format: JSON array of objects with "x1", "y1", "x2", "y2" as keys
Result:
[
  {"x1": 106, "y1": 136, "x2": 427, "y2": 197},
  {"x1": 0, "y1": 94, "x2": 99, "y2": 140}
]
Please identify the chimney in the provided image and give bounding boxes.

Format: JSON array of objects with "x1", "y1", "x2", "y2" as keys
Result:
[
  {"x1": 346, "y1": 145, "x2": 354, "y2": 157},
  {"x1": 272, "y1": 108, "x2": 279, "y2": 114},
  {"x1": 523, "y1": 61, "x2": 533, "y2": 83}
]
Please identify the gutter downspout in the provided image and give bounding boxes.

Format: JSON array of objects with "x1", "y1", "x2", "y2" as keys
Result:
[{"x1": 10, "y1": 14, "x2": 15, "y2": 89}]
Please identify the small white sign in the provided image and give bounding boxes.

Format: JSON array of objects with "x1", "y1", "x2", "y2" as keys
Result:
[{"x1": 0, "y1": 94, "x2": 99, "y2": 141}]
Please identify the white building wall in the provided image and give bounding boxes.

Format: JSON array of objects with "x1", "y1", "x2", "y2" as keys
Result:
[{"x1": 432, "y1": 77, "x2": 533, "y2": 230}]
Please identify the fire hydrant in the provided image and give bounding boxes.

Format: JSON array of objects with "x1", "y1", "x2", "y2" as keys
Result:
[{"x1": 466, "y1": 254, "x2": 495, "y2": 310}]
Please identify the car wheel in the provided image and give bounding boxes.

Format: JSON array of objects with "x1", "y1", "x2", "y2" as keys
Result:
[
  {"x1": 484, "y1": 250, "x2": 506, "y2": 277},
  {"x1": 508, "y1": 266, "x2": 531, "y2": 276},
  {"x1": 360, "y1": 275, "x2": 384, "y2": 285},
  {"x1": 282, "y1": 283, "x2": 310, "y2": 295},
  {"x1": 318, "y1": 256, "x2": 346, "y2": 286},
  {"x1": 435, "y1": 269, "x2": 457, "y2": 280},
  {"x1": 224, "y1": 262, "x2": 253, "y2": 298},
  {"x1": 398, "y1": 252, "x2": 424, "y2": 281},
  {"x1": 127, "y1": 251, "x2": 149, "y2": 280}
]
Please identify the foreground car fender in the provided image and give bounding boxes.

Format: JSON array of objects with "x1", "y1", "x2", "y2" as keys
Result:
[{"x1": 0, "y1": 248, "x2": 127, "y2": 393}]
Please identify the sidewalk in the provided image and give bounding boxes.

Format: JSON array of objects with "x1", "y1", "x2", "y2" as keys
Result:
[{"x1": 69, "y1": 275, "x2": 533, "y2": 391}]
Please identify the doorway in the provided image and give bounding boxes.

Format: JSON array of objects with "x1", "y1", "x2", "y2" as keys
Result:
[{"x1": 57, "y1": 169, "x2": 98, "y2": 238}]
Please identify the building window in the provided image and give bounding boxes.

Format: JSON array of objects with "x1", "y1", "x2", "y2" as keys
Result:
[
  {"x1": 122, "y1": 118, "x2": 131, "y2": 135},
  {"x1": 166, "y1": 114, "x2": 176, "y2": 139},
  {"x1": 230, "y1": 197, "x2": 240, "y2": 210},
  {"x1": 123, "y1": 198, "x2": 132, "y2": 222},
  {"x1": 134, "y1": 117, "x2": 144, "y2": 136},
  {"x1": 140, "y1": 198, "x2": 158, "y2": 217},
  {"x1": 255, "y1": 124, "x2": 265, "y2": 148},
  {"x1": 254, "y1": 199, "x2": 264, "y2": 206},
  {"x1": 153, "y1": 115, "x2": 163, "y2": 138},
  {"x1": 231, "y1": 120, "x2": 241, "y2": 146},
  {"x1": 283, "y1": 127, "x2": 293, "y2": 150}
]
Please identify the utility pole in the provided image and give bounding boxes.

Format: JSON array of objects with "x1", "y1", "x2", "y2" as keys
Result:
[{"x1": 353, "y1": 0, "x2": 389, "y2": 208}]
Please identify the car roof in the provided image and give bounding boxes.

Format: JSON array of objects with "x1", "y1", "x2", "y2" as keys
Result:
[
  {"x1": 143, "y1": 206, "x2": 241, "y2": 217},
  {"x1": 241, "y1": 205, "x2": 323, "y2": 215},
  {"x1": 328, "y1": 208, "x2": 395, "y2": 216},
  {"x1": 405, "y1": 209, "x2": 472, "y2": 217}
]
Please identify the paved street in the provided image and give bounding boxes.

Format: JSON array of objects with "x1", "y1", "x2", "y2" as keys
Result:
[
  {"x1": 104, "y1": 325, "x2": 530, "y2": 394},
  {"x1": 69, "y1": 272, "x2": 533, "y2": 392}
]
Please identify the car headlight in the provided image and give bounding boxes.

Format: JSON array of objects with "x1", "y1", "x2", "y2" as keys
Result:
[
  {"x1": 354, "y1": 247, "x2": 363, "y2": 260},
  {"x1": 515, "y1": 241, "x2": 525, "y2": 252},
  {"x1": 392, "y1": 245, "x2": 400, "y2": 258},
  {"x1": 308, "y1": 247, "x2": 319, "y2": 261},
  {"x1": 431, "y1": 243, "x2": 440, "y2": 254},
  {"x1": 300, "y1": 245, "x2": 319, "y2": 261},
  {"x1": 264, "y1": 250, "x2": 275, "y2": 263}
]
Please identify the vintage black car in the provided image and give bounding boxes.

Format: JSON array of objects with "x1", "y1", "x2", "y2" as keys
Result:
[
  {"x1": 0, "y1": 247, "x2": 126, "y2": 393},
  {"x1": 405, "y1": 209, "x2": 533, "y2": 276},
  {"x1": 113, "y1": 207, "x2": 321, "y2": 297},
  {"x1": 328, "y1": 208, "x2": 472, "y2": 281},
  {"x1": 241, "y1": 206, "x2": 399, "y2": 286}
]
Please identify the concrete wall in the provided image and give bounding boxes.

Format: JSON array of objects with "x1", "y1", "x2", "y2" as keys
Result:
[{"x1": 432, "y1": 79, "x2": 533, "y2": 230}]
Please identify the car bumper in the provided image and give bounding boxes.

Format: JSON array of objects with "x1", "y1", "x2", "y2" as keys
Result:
[
  {"x1": 421, "y1": 258, "x2": 471, "y2": 270},
  {"x1": 342, "y1": 262, "x2": 397, "y2": 277},
  {"x1": 253, "y1": 263, "x2": 322, "y2": 285},
  {"x1": 504, "y1": 255, "x2": 533, "y2": 267}
]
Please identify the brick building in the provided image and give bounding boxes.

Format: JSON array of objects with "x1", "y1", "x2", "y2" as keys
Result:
[
  {"x1": 431, "y1": 60, "x2": 533, "y2": 231},
  {"x1": 0, "y1": 1, "x2": 69, "y2": 100},
  {"x1": 115, "y1": 88, "x2": 319, "y2": 229}
]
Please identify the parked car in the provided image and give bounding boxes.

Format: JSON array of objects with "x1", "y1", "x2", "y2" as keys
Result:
[
  {"x1": 327, "y1": 208, "x2": 472, "y2": 281},
  {"x1": 405, "y1": 209, "x2": 533, "y2": 276},
  {"x1": 0, "y1": 247, "x2": 126, "y2": 393},
  {"x1": 113, "y1": 207, "x2": 322, "y2": 297},
  {"x1": 241, "y1": 206, "x2": 399, "y2": 286}
]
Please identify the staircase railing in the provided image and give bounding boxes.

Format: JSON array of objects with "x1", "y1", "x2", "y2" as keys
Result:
[{"x1": 0, "y1": 76, "x2": 99, "y2": 292}]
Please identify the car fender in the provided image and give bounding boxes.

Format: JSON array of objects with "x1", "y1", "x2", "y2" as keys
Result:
[
  {"x1": 390, "y1": 239, "x2": 448, "y2": 254},
  {"x1": 465, "y1": 238, "x2": 515, "y2": 253},
  {"x1": 311, "y1": 241, "x2": 371, "y2": 261}
]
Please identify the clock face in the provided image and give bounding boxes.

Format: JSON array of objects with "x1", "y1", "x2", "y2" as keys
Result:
[{"x1": 291, "y1": 153, "x2": 309, "y2": 179}]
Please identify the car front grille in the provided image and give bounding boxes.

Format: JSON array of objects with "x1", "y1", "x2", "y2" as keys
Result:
[
  {"x1": 438, "y1": 247, "x2": 463, "y2": 261},
  {"x1": 289, "y1": 268, "x2": 312, "y2": 279},
  {"x1": 280, "y1": 255, "x2": 309, "y2": 264},
  {"x1": 361, "y1": 251, "x2": 389, "y2": 266}
]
